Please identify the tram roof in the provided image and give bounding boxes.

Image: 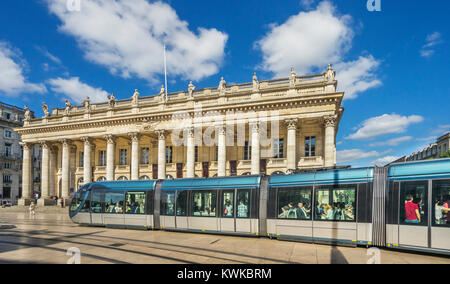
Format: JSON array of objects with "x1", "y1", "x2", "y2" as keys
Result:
[
  {"x1": 269, "y1": 167, "x2": 374, "y2": 187},
  {"x1": 161, "y1": 175, "x2": 261, "y2": 191},
  {"x1": 388, "y1": 158, "x2": 450, "y2": 181},
  {"x1": 90, "y1": 180, "x2": 158, "y2": 191}
]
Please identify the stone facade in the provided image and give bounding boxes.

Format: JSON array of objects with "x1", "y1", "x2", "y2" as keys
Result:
[
  {"x1": 16, "y1": 66, "x2": 344, "y2": 205},
  {"x1": 0, "y1": 102, "x2": 41, "y2": 205},
  {"x1": 405, "y1": 132, "x2": 450, "y2": 162}
]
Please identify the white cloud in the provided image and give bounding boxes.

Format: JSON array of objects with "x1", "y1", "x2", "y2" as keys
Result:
[
  {"x1": 337, "y1": 149, "x2": 381, "y2": 164},
  {"x1": 36, "y1": 46, "x2": 62, "y2": 65},
  {"x1": 347, "y1": 114, "x2": 424, "y2": 140},
  {"x1": 334, "y1": 55, "x2": 382, "y2": 99},
  {"x1": 432, "y1": 124, "x2": 450, "y2": 135},
  {"x1": 47, "y1": 77, "x2": 109, "y2": 104},
  {"x1": 300, "y1": 0, "x2": 316, "y2": 9},
  {"x1": 255, "y1": 1, "x2": 381, "y2": 100},
  {"x1": 0, "y1": 42, "x2": 47, "y2": 96},
  {"x1": 370, "y1": 156, "x2": 401, "y2": 166},
  {"x1": 46, "y1": 0, "x2": 228, "y2": 83},
  {"x1": 369, "y1": 136, "x2": 413, "y2": 147},
  {"x1": 421, "y1": 32, "x2": 442, "y2": 58}
]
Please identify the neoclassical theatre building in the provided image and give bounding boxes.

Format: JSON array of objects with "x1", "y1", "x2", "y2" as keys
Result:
[{"x1": 16, "y1": 66, "x2": 344, "y2": 206}]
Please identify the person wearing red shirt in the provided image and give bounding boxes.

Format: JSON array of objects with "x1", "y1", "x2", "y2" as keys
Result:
[{"x1": 405, "y1": 195, "x2": 421, "y2": 224}]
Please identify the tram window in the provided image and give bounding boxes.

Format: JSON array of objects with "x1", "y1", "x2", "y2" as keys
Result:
[
  {"x1": 315, "y1": 186, "x2": 356, "y2": 221},
  {"x1": 400, "y1": 181, "x2": 428, "y2": 226},
  {"x1": 237, "y1": 190, "x2": 250, "y2": 218},
  {"x1": 69, "y1": 190, "x2": 86, "y2": 212},
  {"x1": 277, "y1": 187, "x2": 312, "y2": 220},
  {"x1": 91, "y1": 192, "x2": 103, "y2": 213},
  {"x1": 176, "y1": 191, "x2": 188, "y2": 216},
  {"x1": 104, "y1": 192, "x2": 125, "y2": 214},
  {"x1": 125, "y1": 192, "x2": 146, "y2": 214},
  {"x1": 432, "y1": 180, "x2": 450, "y2": 227},
  {"x1": 192, "y1": 191, "x2": 217, "y2": 217},
  {"x1": 222, "y1": 190, "x2": 234, "y2": 218},
  {"x1": 161, "y1": 191, "x2": 175, "y2": 216}
]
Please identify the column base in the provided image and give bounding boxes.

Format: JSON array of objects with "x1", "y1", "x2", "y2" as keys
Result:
[
  {"x1": 18, "y1": 198, "x2": 34, "y2": 206},
  {"x1": 37, "y1": 198, "x2": 56, "y2": 207}
]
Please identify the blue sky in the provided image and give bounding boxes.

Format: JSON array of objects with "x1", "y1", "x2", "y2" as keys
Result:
[{"x1": 0, "y1": 0, "x2": 449, "y2": 167}]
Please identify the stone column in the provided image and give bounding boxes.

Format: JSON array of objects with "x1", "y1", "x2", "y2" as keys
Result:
[
  {"x1": 49, "y1": 147, "x2": 56, "y2": 197},
  {"x1": 129, "y1": 133, "x2": 140, "y2": 180},
  {"x1": 186, "y1": 127, "x2": 195, "y2": 178},
  {"x1": 105, "y1": 135, "x2": 116, "y2": 181},
  {"x1": 217, "y1": 126, "x2": 226, "y2": 177},
  {"x1": 157, "y1": 130, "x2": 166, "y2": 179},
  {"x1": 19, "y1": 142, "x2": 33, "y2": 206},
  {"x1": 61, "y1": 139, "x2": 72, "y2": 200},
  {"x1": 324, "y1": 116, "x2": 337, "y2": 167},
  {"x1": 285, "y1": 119, "x2": 298, "y2": 171},
  {"x1": 38, "y1": 141, "x2": 51, "y2": 206},
  {"x1": 81, "y1": 137, "x2": 93, "y2": 184},
  {"x1": 251, "y1": 122, "x2": 261, "y2": 175}
]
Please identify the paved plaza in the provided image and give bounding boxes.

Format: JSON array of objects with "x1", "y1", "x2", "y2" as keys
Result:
[{"x1": 0, "y1": 208, "x2": 449, "y2": 264}]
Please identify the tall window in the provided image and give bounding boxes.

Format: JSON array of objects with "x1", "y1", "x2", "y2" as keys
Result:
[
  {"x1": 79, "y1": 152, "x2": 84, "y2": 167},
  {"x1": 119, "y1": 149, "x2": 127, "y2": 165},
  {"x1": 166, "y1": 146, "x2": 173, "y2": 163},
  {"x1": 305, "y1": 136, "x2": 316, "y2": 157},
  {"x1": 99, "y1": 151, "x2": 106, "y2": 166},
  {"x1": 4, "y1": 130, "x2": 12, "y2": 138},
  {"x1": 273, "y1": 138, "x2": 284, "y2": 158},
  {"x1": 3, "y1": 175, "x2": 12, "y2": 183},
  {"x1": 195, "y1": 146, "x2": 199, "y2": 163},
  {"x1": 244, "y1": 141, "x2": 252, "y2": 160},
  {"x1": 141, "y1": 148, "x2": 150, "y2": 165},
  {"x1": 4, "y1": 144, "x2": 12, "y2": 157}
]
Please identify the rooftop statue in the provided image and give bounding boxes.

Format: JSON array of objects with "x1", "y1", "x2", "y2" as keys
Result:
[{"x1": 42, "y1": 102, "x2": 50, "y2": 118}]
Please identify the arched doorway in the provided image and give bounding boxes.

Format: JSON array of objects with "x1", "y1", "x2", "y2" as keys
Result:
[
  {"x1": 97, "y1": 177, "x2": 107, "y2": 182},
  {"x1": 140, "y1": 176, "x2": 150, "y2": 180},
  {"x1": 77, "y1": 178, "x2": 84, "y2": 190},
  {"x1": 118, "y1": 176, "x2": 128, "y2": 181}
]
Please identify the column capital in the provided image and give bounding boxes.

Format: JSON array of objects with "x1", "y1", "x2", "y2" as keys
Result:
[
  {"x1": 156, "y1": 130, "x2": 167, "y2": 140},
  {"x1": 323, "y1": 115, "x2": 337, "y2": 128},
  {"x1": 39, "y1": 141, "x2": 51, "y2": 149},
  {"x1": 185, "y1": 127, "x2": 195, "y2": 138},
  {"x1": 81, "y1": 137, "x2": 93, "y2": 145},
  {"x1": 128, "y1": 132, "x2": 141, "y2": 142},
  {"x1": 285, "y1": 118, "x2": 298, "y2": 130},
  {"x1": 250, "y1": 121, "x2": 260, "y2": 133},
  {"x1": 20, "y1": 142, "x2": 33, "y2": 150},
  {"x1": 59, "y1": 139, "x2": 72, "y2": 147},
  {"x1": 104, "y1": 134, "x2": 116, "y2": 144}
]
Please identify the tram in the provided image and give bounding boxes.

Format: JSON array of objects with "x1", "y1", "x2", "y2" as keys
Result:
[{"x1": 69, "y1": 158, "x2": 450, "y2": 255}]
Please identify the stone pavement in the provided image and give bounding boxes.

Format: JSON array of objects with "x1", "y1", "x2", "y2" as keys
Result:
[{"x1": 0, "y1": 211, "x2": 449, "y2": 264}]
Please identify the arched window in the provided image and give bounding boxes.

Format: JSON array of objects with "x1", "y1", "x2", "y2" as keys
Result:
[
  {"x1": 97, "y1": 177, "x2": 107, "y2": 182},
  {"x1": 77, "y1": 178, "x2": 84, "y2": 190},
  {"x1": 166, "y1": 175, "x2": 174, "y2": 180},
  {"x1": 241, "y1": 172, "x2": 251, "y2": 176},
  {"x1": 140, "y1": 176, "x2": 150, "y2": 180},
  {"x1": 212, "y1": 174, "x2": 218, "y2": 178},
  {"x1": 271, "y1": 171, "x2": 285, "y2": 176},
  {"x1": 118, "y1": 176, "x2": 128, "y2": 181}
]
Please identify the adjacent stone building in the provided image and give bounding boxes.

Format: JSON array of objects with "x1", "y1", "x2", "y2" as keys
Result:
[
  {"x1": 16, "y1": 66, "x2": 344, "y2": 206},
  {"x1": 0, "y1": 102, "x2": 41, "y2": 205}
]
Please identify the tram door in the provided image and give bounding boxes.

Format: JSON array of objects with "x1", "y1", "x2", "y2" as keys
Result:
[
  {"x1": 397, "y1": 181, "x2": 429, "y2": 248},
  {"x1": 430, "y1": 180, "x2": 450, "y2": 251},
  {"x1": 220, "y1": 189, "x2": 252, "y2": 234},
  {"x1": 90, "y1": 190, "x2": 104, "y2": 225}
]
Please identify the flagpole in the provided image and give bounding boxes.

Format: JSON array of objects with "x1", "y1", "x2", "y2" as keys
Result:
[{"x1": 164, "y1": 43, "x2": 168, "y2": 102}]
